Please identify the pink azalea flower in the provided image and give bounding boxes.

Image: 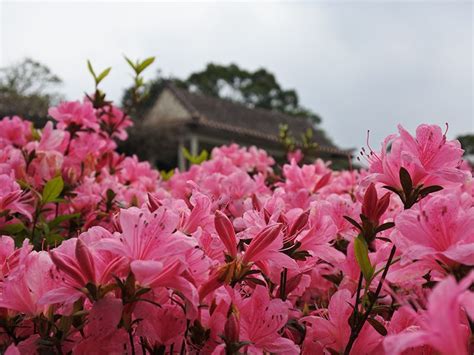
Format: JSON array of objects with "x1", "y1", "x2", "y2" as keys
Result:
[
  {"x1": 48, "y1": 100, "x2": 99, "y2": 131},
  {"x1": 134, "y1": 302, "x2": 186, "y2": 350},
  {"x1": 384, "y1": 307, "x2": 432, "y2": 354},
  {"x1": 237, "y1": 285, "x2": 299, "y2": 354},
  {"x1": 99, "y1": 105, "x2": 133, "y2": 140},
  {"x1": 214, "y1": 210, "x2": 238, "y2": 258},
  {"x1": 4, "y1": 344, "x2": 20, "y2": 355},
  {"x1": 393, "y1": 190, "x2": 474, "y2": 265},
  {"x1": 200, "y1": 215, "x2": 295, "y2": 299},
  {"x1": 281, "y1": 159, "x2": 332, "y2": 194},
  {"x1": 297, "y1": 206, "x2": 344, "y2": 265},
  {"x1": 384, "y1": 273, "x2": 474, "y2": 355},
  {"x1": 2, "y1": 106, "x2": 474, "y2": 355},
  {"x1": 130, "y1": 259, "x2": 198, "y2": 308},
  {"x1": 28, "y1": 150, "x2": 64, "y2": 185},
  {"x1": 317, "y1": 194, "x2": 361, "y2": 240},
  {"x1": 0, "y1": 174, "x2": 32, "y2": 220},
  {"x1": 179, "y1": 191, "x2": 213, "y2": 235},
  {"x1": 116, "y1": 155, "x2": 159, "y2": 189},
  {"x1": 41, "y1": 230, "x2": 128, "y2": 305},
  {"x1": 0, "y1": 116, "x2": 32, "y2": 148},
  {"x1": 211, "y1": 144, "x2": 275, "y2": 174},
  {"x1": 367, "y1": 124, "x2": 468, "y2": 190},
  {"x1": 96, "y1": 206, "x2": 192, "y2": 261},
  {"x1": 302, "y1": 289, "x2": 383, "y2": 354},
  {"x1": 0, "y1": 251, "x2": 54, "y2": 316},
  {"x1": 287, "y1": 149, "x2": 304, "y2": 164},
  {"x1": 31, "y1": 121, "x2": 68, "y2": 152},
  {"x1": 73, "y1": 298, "x2": 129, "y2": 354}
]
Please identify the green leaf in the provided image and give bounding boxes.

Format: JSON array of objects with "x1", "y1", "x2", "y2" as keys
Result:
[
  {"x1": 137, "y1": 57, "x2": 155, "y2": 74},
  {"x1": 135, "y1": 76, "x2": 144, "y2": 87},
  {"x1": 195, "y1": 150, "x2": 209, "y2": 164},
  {"x1": 48, "y1": 213, "x2": 81, "y2": 229},
  {"x1": 160, "y1": 169, "x2": 174, "y2": 181},
  {"x1": 106, "y1": 189, "x2": 116, "y2": 202},
  {"x1": 182, "y1": 147, "x2": 193, "y2": 161},
  {"x1": 124, "y1": 55, "x2": 137, "y2": 72},
  {"x1": 96, "y1": 67, "x2": 111, "y2": 85},
  {"x1": 182, "y1": 147, "x2": 209, "y2": 165},
  {"x1": 31, "y1": 127, "x2": 41, "y2": 141},
  {"x1": 354, "y1": 235, "x2": 374, "y2": 281},
  {"x1": 42, "y1": 176, "x2": 64, "y2": 204},
  {"x1": 50, "y1": 198, "x2": 66, "y2": 203},
  {"x1": 367, "y1": 317, "x2": 388, "y2": 336},
  {"x1": 0, "y1": 222, "x2": 25, "y2": 234},
  {"x1": 45, "y1": 233, "x2": 64, "y2": 246},
  {"x1": 87, "y1": 60, "x2": 96, "y2": 79}
]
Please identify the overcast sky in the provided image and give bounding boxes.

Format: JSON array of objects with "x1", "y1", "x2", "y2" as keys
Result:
[{"x1": 1, "y1": 1, "x2": 473, "y2": 151}]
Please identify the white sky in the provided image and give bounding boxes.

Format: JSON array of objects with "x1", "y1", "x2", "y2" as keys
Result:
[{"x1": 1, "y1": 0, "x2": 473, "y2": 151}]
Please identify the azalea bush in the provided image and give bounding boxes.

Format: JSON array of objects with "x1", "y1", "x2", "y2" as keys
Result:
[{"x1": 0, "y1": 84, "x2": 473, "y2": 354}]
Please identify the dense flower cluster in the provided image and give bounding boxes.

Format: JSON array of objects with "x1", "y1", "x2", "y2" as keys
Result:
[{"x1": 0, "y1": 98, "x2": 472, "y2": 354}]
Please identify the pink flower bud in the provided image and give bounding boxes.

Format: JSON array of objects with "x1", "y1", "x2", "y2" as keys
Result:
[
  {"x1": 214, "y1": 210, "x2": 237, "y2": 258},
  {"x1": 224, "y1": 304, "x2": 240, "y2": 343},
  {"x1": 75, "y1": 239, "x2": 96, "y2": 283}
]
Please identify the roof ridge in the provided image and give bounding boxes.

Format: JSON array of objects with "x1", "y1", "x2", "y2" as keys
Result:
[
  {"x1": 165, "y1": 82, "x2": 311, "y2": 124},
  {"x1": 165, "y1": 82, "x2": 200, "y2": 119},
  {"x1": 162, "y1": 82, "x2": 351, "y2": 155}
]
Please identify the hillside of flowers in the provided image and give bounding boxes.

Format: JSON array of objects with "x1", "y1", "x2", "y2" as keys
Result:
[{"x1": 0, "y1": 93, "x2": 473, "y2": 354}]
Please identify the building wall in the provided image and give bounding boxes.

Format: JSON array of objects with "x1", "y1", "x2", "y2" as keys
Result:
[{"x1": 144, "y1": 89, "x2": 191, "y2": 126}]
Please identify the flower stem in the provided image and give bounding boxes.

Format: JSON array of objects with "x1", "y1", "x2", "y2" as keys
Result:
[
  {"x1": 129, "y1": 330, "x2": 135, "y2": 355},
  {"x1": 344, "y1": 245, "x2": 397, "y2": 354},
  {"x1": 279, "y1": 268, "x2": 288, "y2": 300}
]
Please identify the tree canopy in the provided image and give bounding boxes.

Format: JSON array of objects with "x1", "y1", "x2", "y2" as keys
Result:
[
  {"x1": 0, "y1": 58, "x2": 62, "y2": 125},
  {"x1": 457, "y1": 134, "x2": 474, "y2": 156},
  {"x1": 175, "y1": 63, "x2": 321, "y2": 124}
]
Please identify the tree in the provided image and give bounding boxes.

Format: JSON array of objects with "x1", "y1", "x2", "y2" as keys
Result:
[
  {"x1": 457, "y1": 134, "x2": 474, "y2": 156},
  {"x1": 0, "y1": 58, "x2": 62, "y2": 125},
  {"x1": 175, "y1": 63, "x2": 321, "y2": 124}
]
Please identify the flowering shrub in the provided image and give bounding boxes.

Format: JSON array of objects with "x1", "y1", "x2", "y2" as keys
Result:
[{"x1": 0, "y1": 95, "x2": 472, "y2": 354}]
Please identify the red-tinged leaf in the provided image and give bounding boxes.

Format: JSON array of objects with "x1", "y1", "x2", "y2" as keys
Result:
[
  {"x1": 419, "y1": 185, "x2": 443, "y2": 198},
  {"x1": 244, "y1": 277, "x2": 266, "y2": 286},
  {"x1": 383, "y1": 185, "x2": 400, "y2": 194},
  {"x1": 344, "y1": 215, "x2": 362, "y2": 230},
  {"x1": 399, "y1": 167, "x2": 413, "y2": 195},
  {"x1": 368, "y1": 317, "x2": 388, "y2": 336},
  {"x1": 375, "y1": 222, "x2": 395, "y2": 234}
]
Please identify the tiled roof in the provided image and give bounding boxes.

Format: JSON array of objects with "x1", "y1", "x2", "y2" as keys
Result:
[{"x1": 166, "y1": 83, "x2": 351, "y2": 156}]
